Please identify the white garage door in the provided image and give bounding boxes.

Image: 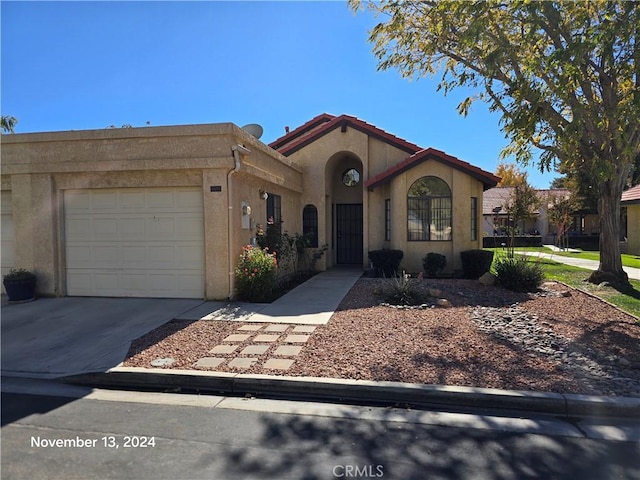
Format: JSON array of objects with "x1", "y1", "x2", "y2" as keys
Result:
[
  {"x1": 1, "y1": 191, "x2": 15, "y2": 294},
  {"x1": 65, "y1": 187, "x2": 205, "y2": 298}
]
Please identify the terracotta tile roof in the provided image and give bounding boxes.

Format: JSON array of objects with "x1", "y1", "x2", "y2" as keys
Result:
[
  {"x1": 269, "y1": 113, "x2": 336, "y2": 151},
  {"x1": 482, "y1": 187, "x2": 571, "y2": 215},
  {"x1": 365, "y1": 147, "x2": 500, "y2": 191},
  {"x1": 270, "y1": 113, "x2": 422, "y2": 156},
  {"x1": 621, "y1": 184, "x2": 640, "y2": 204}
]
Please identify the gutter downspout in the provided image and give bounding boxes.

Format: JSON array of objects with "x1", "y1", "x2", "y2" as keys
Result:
[{"x1": 228, "y1": 144, "x2": 251, "y2": 299}]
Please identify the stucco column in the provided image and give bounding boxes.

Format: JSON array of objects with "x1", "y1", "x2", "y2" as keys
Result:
[
  {"x1": 11, "y1": 174, "x2": 58, "y2": 295},
  {"x1": 202, "y1": 169, "x2": 232, "y2": 300}
]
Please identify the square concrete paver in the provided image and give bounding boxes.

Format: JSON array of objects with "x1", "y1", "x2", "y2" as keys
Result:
[
  {"x1": 283, "y1": 334, "x2": 310, "y2": 343},
  {"x1": 253, "y1": 334, "x2": 280, "y2": 343},
  {"x1": 240, "y1": 345, "x2": 270, "y2": 355},
  {"x1": 193, "y1": 357, "x2": 225, "y2": 368},
  {"x1": 238, "y1": 324, "x2": 263, "y2": 331},
  {"x1": 274, "y1": 345, "x2": 302, "y2": 356},
  {"x1": 264, "y1": 358, "x2": 295, "y2": 370},
  {"x1": 228, "y1": 357, "x2": 258, "y2": 369},
  {"x1": 223, "y1": 334, "x2": 252, "y2": 342},
  {"x1": 264, "y1": 324, "x2": 289, "y2": 332},
  {"x1": 208, "y1": 344, "x2": 238, "y2": 355},
  {"x1": 292, "y1": 325, "x2": 316, "y2": 333}
]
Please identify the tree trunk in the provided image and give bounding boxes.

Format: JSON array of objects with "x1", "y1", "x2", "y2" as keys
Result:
[{"x1": 588, "y1": 181, "x2": 629, "y2": 286}]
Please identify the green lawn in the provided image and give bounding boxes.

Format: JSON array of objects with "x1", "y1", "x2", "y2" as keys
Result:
[
  {"x1": 486, "y1": 246, "x2": 640, "y2": 268},
  {"x1": 553, "y1": 250, "x2": 640, "y2": 269}
]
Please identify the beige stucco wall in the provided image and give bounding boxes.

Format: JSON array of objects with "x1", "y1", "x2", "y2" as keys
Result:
[
  {"x1": 1, "y1": 123, "x2": 303, "y2": 300},
  {"x1": 386, "y1": 159, "x2": 484, "y2": 274},
  {"x1": 626, "y1": 205, "x2": 640, "y2": 255}
]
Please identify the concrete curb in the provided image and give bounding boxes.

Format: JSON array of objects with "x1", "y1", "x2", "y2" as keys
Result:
[{"x1": 63, "y1": 367, "x2": 640, "y2": 419}]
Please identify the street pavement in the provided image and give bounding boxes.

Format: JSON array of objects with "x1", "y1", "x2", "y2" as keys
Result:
[{"x1": 1, "y1": 380, "x2": 638, "y2": 480}]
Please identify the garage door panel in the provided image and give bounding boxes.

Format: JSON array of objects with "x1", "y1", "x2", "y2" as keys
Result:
[
  {"x1": 65, "y1": 187, "x2": 204, "y2": 298},
  {"x1": 149, "y1": 217, "x2": 176, "y2": 236},
  {"x1": 93, "y1": 191, "x2": 118, "y2": 209}
]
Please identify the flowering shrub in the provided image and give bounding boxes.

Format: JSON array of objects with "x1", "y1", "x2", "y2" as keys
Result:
[{"x1": 235, "y1": 245, "x2": 277, "y2": 302}]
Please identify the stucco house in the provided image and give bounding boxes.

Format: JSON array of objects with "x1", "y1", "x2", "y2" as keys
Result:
[
  {"x1": 482, "y1": 186, "x2": 599, "y2": 245},
  {"x1": 622, "y1": 184, "x2": 640, "y2": 255},
  {"x1": 1, "y1": 113, "x2": 498, "y2": 300}
]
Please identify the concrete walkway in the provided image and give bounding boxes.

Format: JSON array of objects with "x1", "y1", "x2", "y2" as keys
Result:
[{"x1": 517, "y1": 250, "x2": 640, "y2": 281}]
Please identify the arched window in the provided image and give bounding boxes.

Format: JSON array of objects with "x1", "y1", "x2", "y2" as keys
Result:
[
  {"x1": 407, "y1": 176, "x2": 452, "y2": 241},
  {"x1": 302, "y1": 204, "x2": 318, "y2": 247}
]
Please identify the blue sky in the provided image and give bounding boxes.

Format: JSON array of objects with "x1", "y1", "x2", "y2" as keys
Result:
[{"x1": 1, "y1": 1, "x2": 558, "y2": 187}]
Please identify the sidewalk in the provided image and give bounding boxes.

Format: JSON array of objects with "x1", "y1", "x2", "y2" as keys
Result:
[{"x1": 518, "y1": 250, "x2": 640, "y2": 281}]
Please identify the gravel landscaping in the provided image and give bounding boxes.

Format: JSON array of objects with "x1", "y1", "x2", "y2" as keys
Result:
[{"x1": 124, "y1": 278, "x2": 640, "y2": 397}]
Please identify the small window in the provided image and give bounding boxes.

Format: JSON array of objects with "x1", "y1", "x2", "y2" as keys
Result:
[
  {"x1": 385, "y1": 199, "x2": 391, "y2": 241},
  {"x1": 302, "y1": 204, "x2": 318, "y2": 248},
  {"x1": 407, "y1": 176, "x2": 452, "y2": 241},
  {"x1": 471, "y1": 197, "x2": 478, "y2": 241},
  {"x1": 266, "y1": 193, "x2": 282, "y2": 233},
  {"x1": 342, "y1": 168, "x2": 360, "y2": 187}
]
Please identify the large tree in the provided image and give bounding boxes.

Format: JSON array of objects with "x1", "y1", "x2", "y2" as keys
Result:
[{"x1": 350, "y1": 0, "x2": 639, "y2": 286}]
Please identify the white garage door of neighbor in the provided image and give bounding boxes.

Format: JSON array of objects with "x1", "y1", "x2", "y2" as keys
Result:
[
  {"x1": 1, "y1": 191, "x2": 15, "y2": 294},
  {"x1": 65, "y1": 187, "x2": 205, "y2": 298}
]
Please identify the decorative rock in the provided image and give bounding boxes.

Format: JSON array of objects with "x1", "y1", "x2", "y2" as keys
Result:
[
  {"x1": 560, "y1": 290, "x2": 572, "y2": 297},
  {"x1": 436, "y1": 299, "x2": 452, "y2": 308},
  {"x1": 469, "y1": 305, "x2": 640, "y2": 397},
  {"x1": 479, "y1": 272, "x2": 496, "y2": 286},
  {"x1": 150, "y1": 357, "x2": 175, "y2": 367}
]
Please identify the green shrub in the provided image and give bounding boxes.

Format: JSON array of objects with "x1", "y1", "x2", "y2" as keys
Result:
[
  {"x1": 383, "y1": 275, "x2": 423, "y2": 306},
  {"x1": 368, "y1": 249, "x2": 403, "y2": 277},
  {"x1": 493, "y1": 255, "x2": 544, "y2": 292},
  {"x1": 422, "y1": 252, "x2": 447, "y2": 278},
  {"x1": 460, "y1": 249, "x2": 494, "y2": 279},
  {"x1": 235, "y1": 245, "x2": 277, "y2": 302}
]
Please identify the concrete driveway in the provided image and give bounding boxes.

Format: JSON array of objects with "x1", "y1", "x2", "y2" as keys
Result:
[{"x1": 1, "y1": 297, "x2": 204, "y2": 379}]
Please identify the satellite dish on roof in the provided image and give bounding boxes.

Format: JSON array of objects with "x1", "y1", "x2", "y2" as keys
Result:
[{"x1": 241, "y1": 123, "x2": 264, "y2": 140}]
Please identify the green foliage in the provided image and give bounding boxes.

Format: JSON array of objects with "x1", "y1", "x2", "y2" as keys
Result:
[
  {"x1": 2, "y1": 268, "x2": 35, "y2": 281},
  {"x1": 493, "y1": 255, "x2": 544, "y2": 293},
  {"x1": 255, "y1": 219, "x2": 281, "y2": 253},
  {"x1": 460, "y1": 250, "x2": 494, "y2": 279},
  {"x1": 235, "y1": 246, "x2": 277, "y2": 302},
  {"x1": 422, "y1": 252, "x2": 446, "y2": 278},
  {"x1": 383, "y1": 275, "x2": 423, "y2": 306},
  {"x1": 256, "y1": 221, "x2": 327, "y2": 276},
  {"x1": 350, "y1": 0, "x2": 639, "y2": 284},
  {"x1": 368, "y1": 249, "x2": 404, "y2": 277},
  {"x1": 1, "y1": 115, "x2": 17, "y2": 133}
]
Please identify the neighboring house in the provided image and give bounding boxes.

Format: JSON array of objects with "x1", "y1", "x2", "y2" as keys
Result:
[
  {"x1": 482, "y1": 187, "x2": 599, "y2": 244},
  {"x1": 0, "y1": 113, "x2": 498, "y2": 300},
  {"x1": 621, "y1": 184, "x2": 640, "y2": 255}
]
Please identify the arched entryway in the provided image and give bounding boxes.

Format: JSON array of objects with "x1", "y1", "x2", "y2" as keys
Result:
[{"x1": 325, "y1": 152, "x2": 364, "y2": 265}]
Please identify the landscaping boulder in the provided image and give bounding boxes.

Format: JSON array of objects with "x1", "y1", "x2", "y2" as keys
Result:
[{"x1": 479, "y1": 272, "x2": 496, "y2": 286}]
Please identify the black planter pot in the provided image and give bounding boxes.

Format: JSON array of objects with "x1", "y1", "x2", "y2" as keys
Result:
[{"x1": 3, "y1": 276, "x2": 37, "y2": 302}]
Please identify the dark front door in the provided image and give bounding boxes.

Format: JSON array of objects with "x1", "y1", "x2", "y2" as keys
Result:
[{"x1": 336, "y1": 204, "x2": 363, "y2": 264}]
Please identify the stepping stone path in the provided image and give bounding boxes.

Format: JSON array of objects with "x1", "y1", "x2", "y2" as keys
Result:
[{"x1": 193, "y1": 323, "x2": 317, "y2": 372}]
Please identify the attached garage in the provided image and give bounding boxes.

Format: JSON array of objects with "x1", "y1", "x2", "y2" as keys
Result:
[
  {"x1": 1, "y1": 191, "x2": 15, "y2": 293},
  {"x1": 64, "y1": 187, "x2": 205, "y2": 298}
]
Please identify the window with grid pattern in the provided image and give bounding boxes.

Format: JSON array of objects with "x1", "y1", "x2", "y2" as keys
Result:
[
  {"x1": 407, "y1": 177, "x2": 452, "y2": 241},
  {"x1": 385, "y1": 199, "x2": 391, "y2": 241},
  {"x1": 471, "y1": 197, "x2": 478, "y2": 241},
  {"x1": 302, "y1": 204, "x2": 318, "y2": 247}
]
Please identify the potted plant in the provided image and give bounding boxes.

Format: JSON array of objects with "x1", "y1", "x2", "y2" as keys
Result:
[{"x1": 3, "y1": 268, "x2": 37, "y2": 302}]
